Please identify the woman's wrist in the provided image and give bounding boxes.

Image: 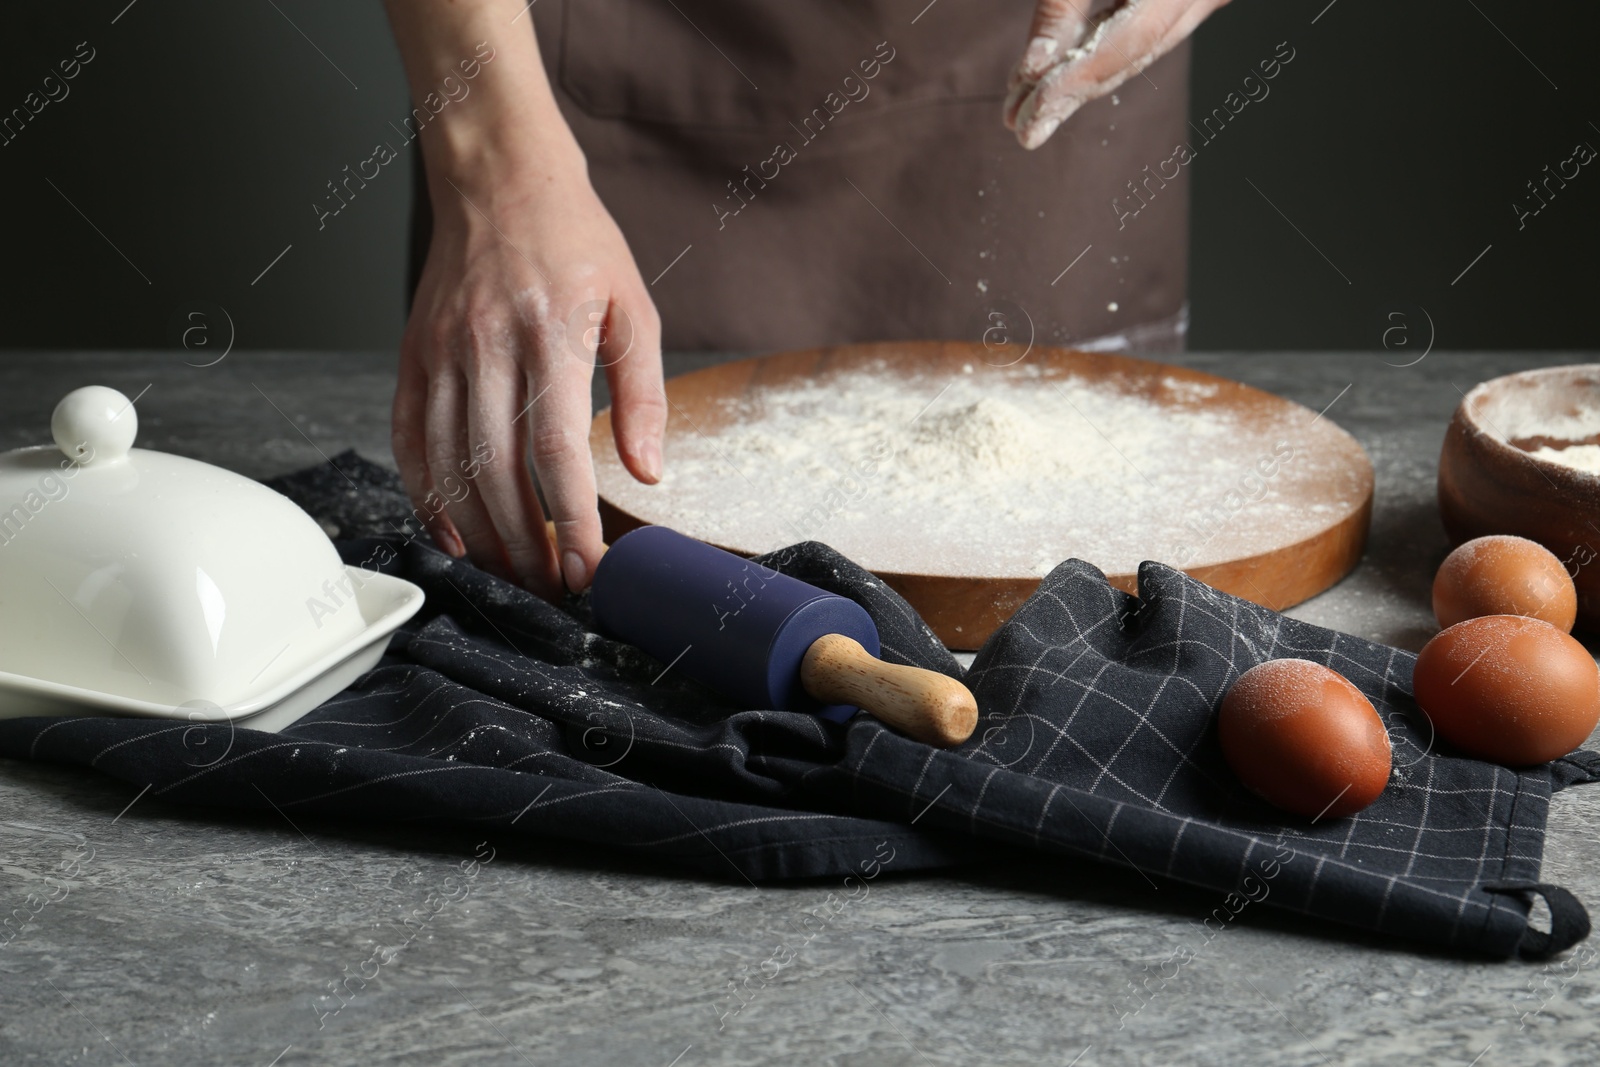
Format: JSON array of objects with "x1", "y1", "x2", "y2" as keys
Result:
[
  {"x1": 420, "y1": 110, "x2": 592, "y2": 238},
  {"x1": 382, "y1": 0, "x2": 587, "y2": 211},
  {"x1": 419, "y1": 62, "x2": 588, "y2": 194},
  {"x1": 424, "y1": 115, "x2": 586, "y2": 205}
]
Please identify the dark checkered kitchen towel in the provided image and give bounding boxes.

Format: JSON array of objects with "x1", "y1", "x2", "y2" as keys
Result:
[{"x1": 3, "y1": 453, "x2": 1597, "y2": 959}]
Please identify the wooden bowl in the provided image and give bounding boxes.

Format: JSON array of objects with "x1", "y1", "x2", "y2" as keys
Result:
[
  {"x1": 594, "y1": 342, "x2": 1374, "y2": 649},
  {"x1": 1438, "y1": 364, "x2": 1600, "y2": 630}
]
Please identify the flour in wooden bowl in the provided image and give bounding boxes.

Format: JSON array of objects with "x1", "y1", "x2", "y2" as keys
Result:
[{"x1": 1528, "y1": 444, "x2": 1600, "y2": 474}]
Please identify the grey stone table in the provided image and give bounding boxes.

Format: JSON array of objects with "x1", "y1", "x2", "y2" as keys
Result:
[{"x1": 2, "y1": 352, "x2": 1599, "y2": 1067}]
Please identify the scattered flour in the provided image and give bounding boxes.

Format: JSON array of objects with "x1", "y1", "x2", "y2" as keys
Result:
[
  {"x1": 598, "y1": 362, "x2": 1366, "y2": 579},
  {"x1": 1484, "y1": 396, "x2": 1599, "y2": 442},
  {"x1": 1470, "y1": 370, "x2": 1600, "y2": 442}
]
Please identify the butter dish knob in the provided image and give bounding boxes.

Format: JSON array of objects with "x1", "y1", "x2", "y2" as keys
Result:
[{"x1": 52, "y1": 386, "x2": 138, "y2": 467}]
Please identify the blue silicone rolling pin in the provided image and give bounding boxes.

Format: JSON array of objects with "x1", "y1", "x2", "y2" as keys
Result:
[{"x1": 589, "y1": 525, "x2": 977, "y2": 747}]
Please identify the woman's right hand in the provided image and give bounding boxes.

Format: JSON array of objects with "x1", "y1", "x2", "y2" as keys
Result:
[
  {"x1": 1005, "y1": 0, "x2": 1232, "y2": 149},
  {"x1": 394, "y1": 141, "x2": 665, "y2": 600}
]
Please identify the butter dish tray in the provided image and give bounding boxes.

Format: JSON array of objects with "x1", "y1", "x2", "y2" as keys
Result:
[{"x1": 0, "y1": 386, "x2": 424, "y2": 733}]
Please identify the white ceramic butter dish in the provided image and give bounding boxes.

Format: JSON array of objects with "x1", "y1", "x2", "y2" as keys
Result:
[{"x1": 0, "y1": 386, "x2": 424, "y2": 733}]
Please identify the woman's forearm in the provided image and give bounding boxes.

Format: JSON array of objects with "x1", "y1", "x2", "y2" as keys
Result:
[{"x1": 381, "y1": 0, "x2": 586, "y2": 205}]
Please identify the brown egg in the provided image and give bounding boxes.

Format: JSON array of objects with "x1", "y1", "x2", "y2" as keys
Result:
[
  {"x1": 1218, "y1": 659, "x2": 1392, "y2": 819},
  {"x1": 1413, "y1": 615, "x2": 1600, "y2": 766},
  {"x1": 1433, "y1": 535, "x2": 1577, "y2": 632}
]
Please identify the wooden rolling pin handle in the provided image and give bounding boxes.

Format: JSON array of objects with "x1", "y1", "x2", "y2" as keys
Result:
[{"x1": 800, "y1": 634, "x2": 978, "y2": 748}]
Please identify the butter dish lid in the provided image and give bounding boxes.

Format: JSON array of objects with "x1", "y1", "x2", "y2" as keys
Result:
[{"x1": 0, "y1": 386, "x2": 397, "y2": 712}]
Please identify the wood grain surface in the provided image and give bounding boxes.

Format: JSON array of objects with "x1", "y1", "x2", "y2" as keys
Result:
[{"x1": 799, "y1": 633, "x2": 978, "y2": 747}]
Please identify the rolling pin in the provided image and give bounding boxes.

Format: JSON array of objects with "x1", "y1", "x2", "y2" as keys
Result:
[{"x1": 587, "y1": 525, "x2": 977, "y2": 747}]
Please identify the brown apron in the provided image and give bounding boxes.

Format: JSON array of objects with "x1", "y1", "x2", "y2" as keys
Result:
[{"x1": 415, "y1": 0, "x2": 1191, "y2": 353}]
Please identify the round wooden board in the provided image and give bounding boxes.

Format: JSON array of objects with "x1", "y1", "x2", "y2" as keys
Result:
[{"x1": 592, "y1": 343, "x2": 1374, "y2": 650}]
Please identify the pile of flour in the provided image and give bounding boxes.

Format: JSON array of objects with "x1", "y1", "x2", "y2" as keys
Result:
[{"x1": 608, "y1": 363, "x2": 1354, "y2": 577}]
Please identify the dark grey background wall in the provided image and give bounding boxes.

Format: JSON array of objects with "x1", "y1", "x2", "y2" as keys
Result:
[
  {"x1": 1187, "y1": 0, "x2": 1600, "y2": 351},
  {"x1": 0, "y1": 0, "x2": 413, "y2": 352},
  {"x1": 1, "y1": 0, "x2": 1595, "y2": 353}
]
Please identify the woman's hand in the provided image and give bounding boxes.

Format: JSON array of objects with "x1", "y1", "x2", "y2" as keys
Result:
[
  {"x1": 383, "y1": 0, "x2": 664, "y2": 599},
  {"x1": 1005, "y1": 0, "x2": 1233, "y2": 149},
  {"x1": 396, "y1": 157, "x2": 663, "y2": 598}
]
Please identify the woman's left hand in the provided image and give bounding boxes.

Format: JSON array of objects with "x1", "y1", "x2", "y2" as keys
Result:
[{"x1": 1005, "y1": 0, "x2": 1233, "y2": 149}]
